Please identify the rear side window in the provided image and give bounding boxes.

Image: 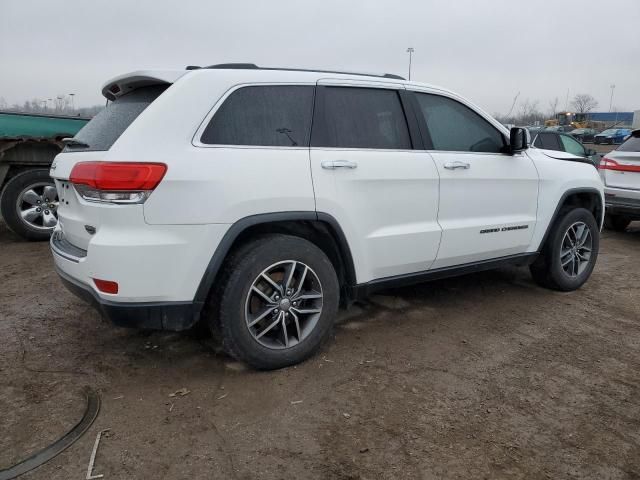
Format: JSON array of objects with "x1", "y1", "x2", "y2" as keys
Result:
[
  {"x1": 201, "y1": 86, "x2": 314, "y2": 147},
  {"x1": 312, "y1": 87, "x2": 411, "y2": 149},
  {"x1": 534, "y1": 132, "x2": 562, "y2": 151},
  {"x1": 65, "y1": 85, "x2": 167, "y2": 152},
  {"x1": 414, "y1": 93, "x2": 504, "y2": 153},
  {"x1": 617, "y1": 133, "x2": 640, "y2": 152}
]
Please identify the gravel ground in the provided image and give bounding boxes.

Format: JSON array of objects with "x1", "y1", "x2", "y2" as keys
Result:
[{"x1": 1, "y1": 220, "x2": 639, "y2": 479}]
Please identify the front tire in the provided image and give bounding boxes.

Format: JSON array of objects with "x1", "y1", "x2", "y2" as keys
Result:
[
  {"x1": 213, "y1": 234, "x2": 339, "y2": 370},
  {"x1": 530, "y1": 208, "x2": 599, "y2": 291},
  {"x1": 0, "y1": 169, "x2": 58, "y2": 241}
]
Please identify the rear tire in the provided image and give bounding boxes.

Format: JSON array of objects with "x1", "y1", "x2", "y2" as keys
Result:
[
  {"x1": 0, "y1": 169, "x2": 58, "y2": 241},
  {"x1": 212, "y1": 234, "x2": 339, "y2": 370},
  {"x1": 530, "y1": 208, "x2": 599, "y2": 291},
  {"x1": 606, "y1": 214, "x2": 631, "y2": 232}
]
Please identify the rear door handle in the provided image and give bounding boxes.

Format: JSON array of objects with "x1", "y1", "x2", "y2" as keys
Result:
[
  {"x1": 443, "y1": 161, "x2": 470, "y2": 170},
  {"x1": 321, "y1": 160, "x2": 358, "y2": 170}
]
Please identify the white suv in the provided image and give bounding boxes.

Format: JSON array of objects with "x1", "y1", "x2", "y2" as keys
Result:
[{"x1": 50, "y1": 64, "x2": 604, "y2": 369}]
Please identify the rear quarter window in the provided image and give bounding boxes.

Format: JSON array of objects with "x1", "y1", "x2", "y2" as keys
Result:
[
  {"x1": 534, "y1": 132, "x2": 562, "y2": 151},
  {"x1": 617, "y1": 134, "x2": 640, "y2": 152},
  {"x1": 200, "y1": 85, "x2": 315, "y2": 147},
  {"x1": 64, "y1": 85, "x2": 167, "y2": 152}
]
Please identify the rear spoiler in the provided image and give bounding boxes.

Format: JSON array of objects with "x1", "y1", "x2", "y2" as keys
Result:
[{"x1": 101, "y1": 70, "x2": 187, "y2": 101}]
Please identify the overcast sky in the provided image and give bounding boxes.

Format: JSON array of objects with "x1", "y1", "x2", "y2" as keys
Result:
[{"x1": 1, "y1": 0, "x2": 638, "y2": 115}]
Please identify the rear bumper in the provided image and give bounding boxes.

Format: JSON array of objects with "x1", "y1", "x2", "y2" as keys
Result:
[
  {"x1": 604, "y1": 189, "x2": 640, "y2": 219},
  {"x1": 50, "y1": 220, "x2": 230, "y2": 330},
  {"x1": 56, "y1": 266, "x2": 203, "y2": 330}
]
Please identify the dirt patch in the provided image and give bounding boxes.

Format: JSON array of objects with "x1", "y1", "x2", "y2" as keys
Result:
[{"x1": 1, "y1": 221, "x2": 640, "y2": 479}]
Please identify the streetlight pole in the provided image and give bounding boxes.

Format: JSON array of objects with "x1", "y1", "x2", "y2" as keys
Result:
[
  {"x1": 609, "y1": 84, "x2": 615, "y2": 112},
  {"x1": 406, "y1": 47, "x2": 414, "y2": 81}
]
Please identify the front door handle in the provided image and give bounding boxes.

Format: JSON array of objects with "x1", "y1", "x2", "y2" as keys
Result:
[
  {"x1": 443, "y1": 161, "x2": 470, "y2": 170},
  {"x1": 321, "y1": 160, "x2": 358, "y2": 170}
]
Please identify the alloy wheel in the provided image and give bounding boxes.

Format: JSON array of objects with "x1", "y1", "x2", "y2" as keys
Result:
[
  {"x1": 245, "y1": 260, "x2": 323, "y2": 350},
  {"x1": 560, "y1": 221, "x2": 592, "y2": 277}
]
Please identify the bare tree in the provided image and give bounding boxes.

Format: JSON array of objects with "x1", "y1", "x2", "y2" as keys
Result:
[
  {"x1": 570, "y1": 94, "x2": 598, "y2": 114},
  {"x1": 515, "y1": 98, "x2": 542, "y2": 125},
  {"x1": 548, "y1": 97, "x2": 559, "y2": 117}
]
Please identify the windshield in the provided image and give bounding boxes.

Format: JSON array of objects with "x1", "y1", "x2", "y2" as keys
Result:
[
  {"x1": 64, "y1": 85, "x2": 168, "y2": 152},
  {"x1": 601, "y1": 129, "x2": 617, "y2": 135}
]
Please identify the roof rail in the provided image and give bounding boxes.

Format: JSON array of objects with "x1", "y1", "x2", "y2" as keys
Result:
[{"x1": 196, "y1": 63, "x2": 406, "y2": 81}]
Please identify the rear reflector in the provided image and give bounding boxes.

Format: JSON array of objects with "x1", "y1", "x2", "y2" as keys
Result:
[
  {"x1": 70, "y1": 162, "x2": 167, "y2": 204},
  {"x1": 93, "y1": 278, "x2": 119, "y2": 294},
  {"x1": 598, "y1": 156, "x2": 640, "y2": 172}
]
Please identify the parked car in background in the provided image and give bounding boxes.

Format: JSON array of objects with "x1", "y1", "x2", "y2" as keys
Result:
[
  {"x1": 0, "y1": 111, "x2": 89, "y2": 240},
  {"x1": 530, "y1": 130, "x2": 600, "y2": 167},
  {"x1": 525, "y1": 125, "x2": 544, "y2": 138},
  {"x1": 599, "y1": 129, "x2": 640, "y2": 231},
  {"x1": 545, "y1": 125, "x2": 575, "y2": 133},
  {"x1": 570, "y1": 128, "x2": 596, "y2": 143},
  {"x1": 595, "y1": 128, "x2": 632, "y2": 145}
]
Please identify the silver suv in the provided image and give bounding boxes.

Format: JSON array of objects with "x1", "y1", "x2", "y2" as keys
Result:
[{"x1": 599, "y1": 129, "x2": 640, "y2": 231}]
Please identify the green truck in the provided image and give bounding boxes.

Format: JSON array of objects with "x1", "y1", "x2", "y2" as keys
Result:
[{"x1": 0, "y1": 111, "x2": 89, "y2": 240}]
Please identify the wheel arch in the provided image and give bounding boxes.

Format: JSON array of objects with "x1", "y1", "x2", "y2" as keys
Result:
[
  {"x1": 193, "y1": 212, "x2": 357, "y2": 307},
  {"x1": 538, "y1": 187, "x2": 604, "y2": 251}
]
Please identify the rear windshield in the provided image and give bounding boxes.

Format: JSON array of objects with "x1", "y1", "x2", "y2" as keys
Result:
[
  {"x1": 617, "y1": 133, "x2": 640, "y2": 152},
  {"x1": 64, "y1": 85, "x2": 167, "y2": 152}
]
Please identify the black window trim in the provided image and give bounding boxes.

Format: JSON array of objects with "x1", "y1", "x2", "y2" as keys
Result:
[
  {"x1": 193, "y1": 82, "x2": 317, "y2": 150},
  {"x1": 310, "y1": 84, "x2": 420, "y2": 151},
  {"x1": 406, "y1": 90, "x2": 510, "y2": 155}
]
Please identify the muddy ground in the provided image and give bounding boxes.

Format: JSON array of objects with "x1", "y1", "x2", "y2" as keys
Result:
[{"x1": 1, "y1": 220, "x2": 639, "y2": 480}]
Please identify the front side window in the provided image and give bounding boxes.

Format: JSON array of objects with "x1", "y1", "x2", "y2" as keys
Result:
[
  {"x1": 201, "y1": 85, "x2": 314, "y2": 147},
  {"x1": 312, "y1": 87, "x2": 411, "y2": 149},
  {"x1": 560, "y1": 135, "x2": 586, "y2": 156},
  {"x1": 414, "y1": 93, "x2": 504, "y2": 153}
]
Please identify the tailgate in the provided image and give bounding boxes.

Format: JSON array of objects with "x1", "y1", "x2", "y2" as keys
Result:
[
  {"x1": 51, "y1": 152, "x2": 144, "y2": 251},
  {"x1": 50, "y1": 83, "x2": 172, "y2": 250}
]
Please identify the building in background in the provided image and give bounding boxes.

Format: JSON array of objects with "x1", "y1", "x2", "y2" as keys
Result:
[{"x1": 582, "y1": 111, "x2": 634, "y2": 127}]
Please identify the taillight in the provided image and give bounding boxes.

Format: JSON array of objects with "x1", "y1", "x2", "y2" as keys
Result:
[
  {"x1": 598, "y1": 156, "x2": 617, "y2": 170},
  {"x1": 69, "y1": 162, "x2": 167, "y2": 204},
  {"x1": 598, "y1": 156, "x2": 640, "y2": 172}
]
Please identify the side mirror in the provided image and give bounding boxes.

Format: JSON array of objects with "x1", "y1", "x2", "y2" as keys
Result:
[
  {"x1": 509, "y1": 127, "x2": 528, "y2": 154},
  {"x1": 586, "y1": 148, "x2": 597, "y2": 156}
]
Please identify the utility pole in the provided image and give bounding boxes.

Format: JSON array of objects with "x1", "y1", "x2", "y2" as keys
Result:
[
  {"x1": 609, "y1": 84, "x2": 615, "y2": 112},
  {"x1": 406, "y1": 47, "x2": 414, "y2": 81}
]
